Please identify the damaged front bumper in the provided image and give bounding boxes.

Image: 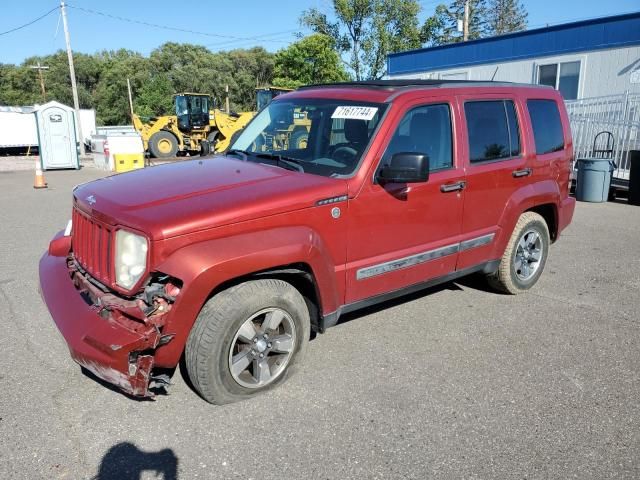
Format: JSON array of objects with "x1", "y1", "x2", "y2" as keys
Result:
[{"x1": 39, "y1": 233, "x2": 173, "y2": 398}]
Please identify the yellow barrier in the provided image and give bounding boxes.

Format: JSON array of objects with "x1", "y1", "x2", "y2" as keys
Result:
[{"x1": 114, "y1": 153, "x2": 144, "y2": 173}]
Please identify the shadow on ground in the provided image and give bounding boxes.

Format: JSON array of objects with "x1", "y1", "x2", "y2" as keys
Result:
[{"x1": 93, "y1": 442, "x2": 178, "y2": 479}]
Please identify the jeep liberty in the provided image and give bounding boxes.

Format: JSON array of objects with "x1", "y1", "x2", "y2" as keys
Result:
[{"x1": 39, "y1": 80, "x2": 575, "y2": 404}]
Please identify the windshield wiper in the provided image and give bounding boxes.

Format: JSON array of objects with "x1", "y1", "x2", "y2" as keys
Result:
[
  {"x1": 253, "y1": 152, "x2": 305, "y2": 172},
  {"x1": 226, "y1": 149, "x2": 249, "y2": 160}
]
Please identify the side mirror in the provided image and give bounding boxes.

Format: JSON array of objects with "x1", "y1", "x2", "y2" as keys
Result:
[{"x1": 377, "y1": 152, "x2": 430, "y2": 183}]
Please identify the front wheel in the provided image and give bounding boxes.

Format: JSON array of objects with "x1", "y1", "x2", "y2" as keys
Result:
[
  {"x1": 185, "y1": 279, "x2": 310, "y2": 404},
  {"x1": 487, "y1": 212, "x2": 550, "y2": 294},
  {"x1": 148, "y1": 131, "x2": 178, "y2": 159}
]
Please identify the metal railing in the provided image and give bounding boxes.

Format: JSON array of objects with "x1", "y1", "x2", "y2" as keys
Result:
[{"x1": 566, "y1": 92, "x2": 640, "y2": 181}]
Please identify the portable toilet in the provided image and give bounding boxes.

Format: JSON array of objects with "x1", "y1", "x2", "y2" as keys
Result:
[{"x1": 34, "y1": 101, "x2": 80, "y2": 170}]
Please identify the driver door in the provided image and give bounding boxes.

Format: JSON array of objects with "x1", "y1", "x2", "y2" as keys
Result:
[{"x1": 345, "y1": 100, "x2": 466, "y2": 304}]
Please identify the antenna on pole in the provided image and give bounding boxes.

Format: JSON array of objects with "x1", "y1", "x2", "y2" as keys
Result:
[
  {"x1": 29, "y1": 62, "x2": 49, "y2": 102},
  {"x1": 60, "y1": 1, "x2": 86, "y2": 155}
]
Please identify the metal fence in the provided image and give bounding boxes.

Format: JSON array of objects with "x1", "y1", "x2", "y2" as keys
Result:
[{"x1": 565, "y1": 92, "x2": 640, "y2": 182}]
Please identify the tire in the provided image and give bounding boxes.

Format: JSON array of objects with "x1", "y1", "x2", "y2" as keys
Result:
[
  {"x1": 148, "y1": 131, "x2": 178, "y2": 159},
  {"x1": 185, "y1": 279, "x2": 310, "y2": 404},
  {"x1": 487, "y1": 212, "x2": 550, "y2": 295},
  {"x1": 199, "y1": 140, "x2": 211, "y2": 156},
  {"x1": 289, "y1": 129, "x2": 308, "y2": 150}
]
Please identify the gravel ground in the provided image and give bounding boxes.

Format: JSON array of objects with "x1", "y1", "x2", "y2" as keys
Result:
[{"x1": 0, "y1": 167, "x2": 638, "y2": 479}]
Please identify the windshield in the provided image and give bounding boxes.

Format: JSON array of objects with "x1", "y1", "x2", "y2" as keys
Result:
[{"x1": 229, "y1": 98, "x2": 387, "y2": 178}]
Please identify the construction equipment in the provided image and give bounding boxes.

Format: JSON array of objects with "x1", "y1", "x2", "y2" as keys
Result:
[
  {"x1": 254, "y1": 86, "x2": 311, "y2": 151},
  {"x1": 132, "y1": 93, "x2": 253, "y2": 158}
]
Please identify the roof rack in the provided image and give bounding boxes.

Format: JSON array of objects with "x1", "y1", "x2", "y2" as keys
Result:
[{"x1": 298, "y1": 79, "x2": 517, "y2": 90}]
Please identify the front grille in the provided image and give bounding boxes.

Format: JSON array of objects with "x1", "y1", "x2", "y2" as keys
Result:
[{"x1": 72, "y1": 207, "x2": 113, "y2": 286}]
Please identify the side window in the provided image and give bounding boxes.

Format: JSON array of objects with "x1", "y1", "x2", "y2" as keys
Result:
[
  {"x1": 382, "y1": 104, "x2": 453, "y2": 171},
  {"x1": 465, "y1": 100, "x2": 521, "y2": 163},
  {"x1": 527, "y1": 99, "x2": 564, "y2": 154}
]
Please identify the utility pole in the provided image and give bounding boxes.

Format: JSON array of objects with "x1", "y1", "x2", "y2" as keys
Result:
[
  {"x1": 29, "y1": 62, "x2": 49, "y2": 102},
  {"x1": 127, "y1": 78, "x2": 135, "y2": 122},
  {"x1": 463, "y1": 0, "x2": 470, "y2": 41},
  {"x1": 60, "y1": 1, "x2": 86, "y2": 155}
]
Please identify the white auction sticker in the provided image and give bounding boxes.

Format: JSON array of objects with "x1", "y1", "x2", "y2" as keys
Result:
[{"x1": 332, "y1": 105, "x2": 378, "y2": 121}]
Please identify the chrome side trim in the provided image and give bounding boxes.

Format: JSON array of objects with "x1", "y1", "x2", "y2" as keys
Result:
[
  {"x1": 356, "y1": 233, "x2": 496, "y2": 281},
  {"x1": 356, "y1": 243, "x2": 459, "y2": 280},
  {"x1": 459, "y1": 233, "x2": 495, "y2": 252}
]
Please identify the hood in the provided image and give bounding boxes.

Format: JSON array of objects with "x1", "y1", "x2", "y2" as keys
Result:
[{"x1": 74, "y1": 156, "x2": 347, "y2": 239}]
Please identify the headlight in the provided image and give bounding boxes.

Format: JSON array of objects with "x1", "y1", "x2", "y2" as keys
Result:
[{"x1": 115, "y1": 229, "x2": 148, "y2": 289}]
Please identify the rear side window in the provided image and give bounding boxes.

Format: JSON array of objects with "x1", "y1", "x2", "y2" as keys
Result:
[
  {"x1": 527, "y1": 99, "x2": 565, "y2": 154},
  {"x1": 465, "y1": 100, "x2": 520, "y2": 163}
]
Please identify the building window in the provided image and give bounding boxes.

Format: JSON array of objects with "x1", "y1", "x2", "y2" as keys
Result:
[
  {"x1": 465, "y1": 100, "x2": 521, "y2": 163},
  {"x1": 537, "y1": 61, "x2": 580, "y2": 100}
]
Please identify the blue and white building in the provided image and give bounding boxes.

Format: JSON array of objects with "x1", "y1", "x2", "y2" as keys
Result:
[{"x1": 386, "y1": 12, "x2": 640, "y2": 100}]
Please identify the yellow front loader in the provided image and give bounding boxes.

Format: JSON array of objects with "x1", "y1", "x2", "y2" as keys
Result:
[
  {"x1": 133, "y1": 93, "x2": 253, "y2": 158},
  {"x1": 254, "y1": 86, "x2": 311, "y2": 150}
]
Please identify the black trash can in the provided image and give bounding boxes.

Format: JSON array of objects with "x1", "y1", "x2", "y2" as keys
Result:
[{"x1": 629, "y1": 150, "x2": 640, "y2": 206}]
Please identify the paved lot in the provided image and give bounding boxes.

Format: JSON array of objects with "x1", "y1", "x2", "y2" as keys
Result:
[{"x1": 0, "y1": 167, "x2": 639, "y2": 479}]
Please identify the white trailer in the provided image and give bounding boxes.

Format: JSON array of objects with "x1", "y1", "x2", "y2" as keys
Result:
[
  {"x1": 0, "y1": 107, "x2": 38, "y2": 148},
  {"x1": 0, "y1": 105, "x2": 96, "y2": 150}
]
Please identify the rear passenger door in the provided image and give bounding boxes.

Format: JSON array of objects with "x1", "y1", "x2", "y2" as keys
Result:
[{"x1": 457, "y1": 96, "x2": 530, "y2": 270}]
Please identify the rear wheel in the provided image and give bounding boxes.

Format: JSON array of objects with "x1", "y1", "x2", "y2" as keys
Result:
[
  {"x1": 487, "y1": 212, "x2": 550, "y2": 294},
  {"x1": 185, "y1": 279, "x2": 310, "y2": 404},
  {"x1": 148, "y1": 131, "x2": 178, "y2": 159}
]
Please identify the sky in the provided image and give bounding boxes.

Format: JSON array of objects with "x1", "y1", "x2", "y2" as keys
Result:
[{"x1": 1, "y1": 0, "x2": 639, "y2": 65}]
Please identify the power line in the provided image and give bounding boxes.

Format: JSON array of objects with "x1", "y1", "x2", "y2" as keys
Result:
[
  {"x1": 0, "y1": 6, "x2": 59, "y2": 37},
  {"x1": 66, "y1": 3, "x2": 298, "y2": 44},
  {"x1": 206, "y1": 31, "x2": 299, "y2": 49}
]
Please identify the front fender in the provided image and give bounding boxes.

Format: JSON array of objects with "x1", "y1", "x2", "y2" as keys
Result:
[{"x1": 152, "y1": 226, "x2": 341, "y2": 366}]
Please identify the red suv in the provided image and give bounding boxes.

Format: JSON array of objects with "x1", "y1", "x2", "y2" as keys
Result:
[{"x1": 40, "y1": 80, "x2": 575, "y2": 404}]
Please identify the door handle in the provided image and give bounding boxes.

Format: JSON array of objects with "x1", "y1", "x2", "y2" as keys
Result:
[
  {"x1": 440, "y1": 181, "x2": 466, "y2": 193},
  {"x1": 512, "y1": 168, "x2": 532, "y2": 178}
]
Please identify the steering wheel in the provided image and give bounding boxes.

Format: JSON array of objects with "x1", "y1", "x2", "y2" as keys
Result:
[{"x1": 331, "y1": 145, "x2": 358, "y2": 165}]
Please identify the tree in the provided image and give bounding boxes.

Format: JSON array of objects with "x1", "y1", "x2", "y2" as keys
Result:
[
  {"x1": 135, "y1": 74, "x2": 174, "y2": 118},
  {"x1": 422, "y1": 1, "x2": 487, "y2": 46},
  {"x1": 273, "y1": 34, "x2": 349, "y2": 88},
  {"x1": 0, "y1": 43, "x2": 278, "y2": 124},
  {"x1": 301, "y1": 0, "x2": 423, "y2": 80},
  {"x1": 484, "y1": 0, "x2": 527, "y2": 36},
  {"x1": 366, "y1": 0, "x2": 423, "y2": 79}
]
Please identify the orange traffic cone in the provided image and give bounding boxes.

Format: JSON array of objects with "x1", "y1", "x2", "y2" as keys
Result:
[{"x1": 33, "y1": 158, "x2": 47, "y2": 189}]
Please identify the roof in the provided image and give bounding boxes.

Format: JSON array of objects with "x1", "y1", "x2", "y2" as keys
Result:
[
  {"x1": 388, "y1": 12, "x2": 640, "y2": 75},
  {"x1": 287, "y1": 79, "x2": 554, "y2": 103},
  {"x1": 300, "y1": 79, "x2": 518, "y2": 90}
]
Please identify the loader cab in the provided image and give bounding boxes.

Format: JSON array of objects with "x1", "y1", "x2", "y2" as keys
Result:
[
  {"x1": 256, "y1": 87, "x2": 292, "y2": 111},
  {"x1": 175, "y1": 93, "x2": 211, "y2": 132}
]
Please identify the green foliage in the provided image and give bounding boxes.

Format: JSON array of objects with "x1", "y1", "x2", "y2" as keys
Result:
[
  {"x1": 301, "y1": 0, "x2": 423, "y2": 80},
  {"x1": 273, "y1": 34, "x2": 349, "y2": 88},
  {"x1": 0, "y1": 43, "x2": 276, "y2": 125},
  {"x1": 422, "y1": 0, "x2": 528, "y2": 46},
  {"x1": 422, "y1": 1, "x2": 487, "y2": 46},
  {"x1": 485, "y1": 0, "x2": 527, "y2": 36}
]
